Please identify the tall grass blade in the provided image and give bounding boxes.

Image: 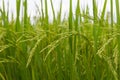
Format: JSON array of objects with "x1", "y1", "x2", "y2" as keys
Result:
[
  {"x1": 24, "y1": 0, "x2": 28, "y2": 30},
  {"x1": 16, "y1": 0, "x2": 21, "y2": 32},
  {"x1": 115, "y1": 0, "x2": 120, "y2": 78},
  {"x1": 74, "y1": 0, "x2": 80, "y2": 63},
  {"x1": 92, "y1": 0, "x2": 98, "y2": 53},
  {"x1": 57, "y1": 0, "x2": 62, "y2": 24},
  {"x1": 100, "y1": 0, "x2": 107, "y2": 20},
  {"x1": 69, "y1": 0, "x2": 73, "y2": 53},
  {"x1": 110, "y1": 0, "x2": 113, "y2": 28},
  {"x1": 40, "y1": 0, "x2": 44, "y2": 26},
  {"x1": 50, "y1": 0, "x2": 56, "y2": 22}
]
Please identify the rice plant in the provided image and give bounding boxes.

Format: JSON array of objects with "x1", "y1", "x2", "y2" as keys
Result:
[{"x1": 0, "y1": 0, "x2": 120, "y2": 80}]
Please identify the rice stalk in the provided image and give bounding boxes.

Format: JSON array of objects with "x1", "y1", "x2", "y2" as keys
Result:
[{"x1": 26, "y1": 35, "x2": 46, "y2": 67}]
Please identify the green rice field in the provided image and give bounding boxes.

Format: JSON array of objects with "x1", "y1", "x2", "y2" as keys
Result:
[{"x1": 0, "y1": 0, "x2": 120, "y2": 80}]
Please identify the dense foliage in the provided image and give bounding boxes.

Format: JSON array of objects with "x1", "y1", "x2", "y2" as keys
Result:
[{"x1": 0, "y1": 0, "x2": 120, "y2": 80}]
